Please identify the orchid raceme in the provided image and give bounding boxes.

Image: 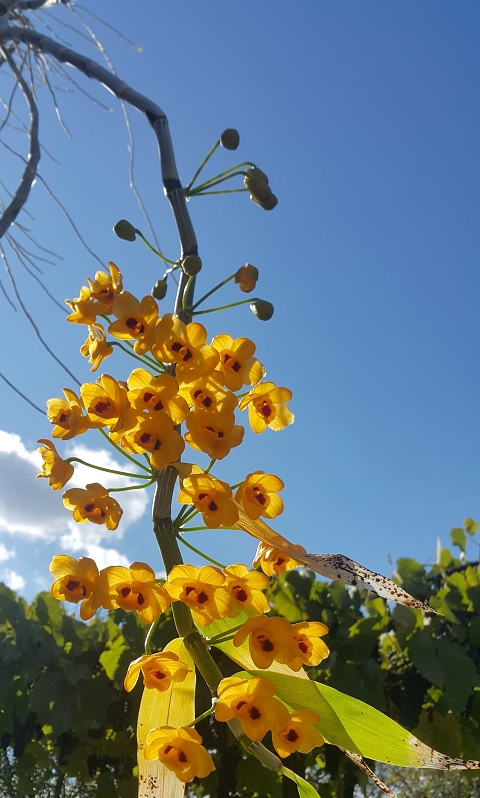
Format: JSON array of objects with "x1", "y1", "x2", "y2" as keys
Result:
[
  {"x1": 164, "y1": 564, "x2": 231, "y2": 626},
  {"x1": 239, "y1": 381, "x2": 294, "y2": 433},
  {"x1": 46, "y1": 388, "x2": 90, "y2": 440},
  {"x1": 99, "y1": 562, "x2": 171, "y2": 623},
  {"x1": 143, "y1": 726, "x2": 215, "y2": 783},
  {"x1": 49, "y1": 555, "x2": 100, "y2": 620},
  {"x1": 223, "y1": 564, "x2": 270, "y2": 616},
  {"x1": 36, "y1": 439, "x2": 74, "y2": 490},
  {"x1": 272, "y1": 710, "x2": 324, "y2": 758},
  {"x1": 233, "y1": 615, "x2": 301, "y2": 669},
  {"x1": 215, "y1": 675, "x2": 290, "y2": 741},
  {"x1": 38, "y1": 181, "x2": 472, "y2": 798},
  {"x1": 236, "y1": 471, "x2": 284, "y2": 520},
  {"x1": 124, "y1": 651, "x2": 191, "y2": 692},
  {"x1": 62, "y1": 483, "x2": 123, "y2": 530},
  {"x1": 177, "y1": 474, "x2": 239, "y2": 528}
]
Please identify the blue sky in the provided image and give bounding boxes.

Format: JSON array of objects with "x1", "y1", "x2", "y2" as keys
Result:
[{"x1": 0, "y1": 1, "x2": 478, "y2": 601}]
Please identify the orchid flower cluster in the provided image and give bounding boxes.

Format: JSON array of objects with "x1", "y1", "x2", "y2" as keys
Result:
[
  {"x1": 37, "y1": 136, "x2": 480, "y2": 797},
  {"x1": 38, "y1": 246, "x2": 332, "y2": 791}
]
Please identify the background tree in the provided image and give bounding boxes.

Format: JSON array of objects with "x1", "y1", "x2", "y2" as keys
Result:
[{"x1": 2, "y1": 520, "x2": 479, "y2": 797}]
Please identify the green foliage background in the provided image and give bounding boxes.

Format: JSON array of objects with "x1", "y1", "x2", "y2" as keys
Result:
[{"x1": 1, "y1": 522, "x2": 479, "y2": 798}]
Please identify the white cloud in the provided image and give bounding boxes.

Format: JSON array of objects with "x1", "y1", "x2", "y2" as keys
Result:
[
  {"x1": 0, "y1": 430, "x2": 149, "y2": 548},
  {"x1": 0, "y1": 542, "x2": 14, "y2": 562},
  {"x1": 1, "y1": 568, "x2": 26, "y2": 592}
]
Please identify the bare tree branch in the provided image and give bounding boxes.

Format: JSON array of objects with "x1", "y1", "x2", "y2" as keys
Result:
[{"x1": 0, "y1": 45, "x2": 40, "y2": 238}]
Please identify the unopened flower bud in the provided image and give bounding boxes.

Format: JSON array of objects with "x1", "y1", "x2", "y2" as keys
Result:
[
  {"x1": 113, "y1": 220, "x2": 136, "y2": 241},
  {"x1": 245, "y1": 175, "x2": 272, "y2": 204},
  {"x1": 245, "y1": 167, "x2": 269, "y2": 185},
  {"x1": 235, "y1": 263, "x2": 259, "y2": 293},
  {"x1": 220, "y1": 129, "x2": 240, "y2": 150},
  {"x1": 151, "y1": 279, "x2": 167, "y2": 300},
  {"x1": 182, "y1": 255, "x2": 203, "y2": 276},
  {"x1": 255, "y1": 193, "x2": 278, "y2": 211},
  {"x1": 250, "y1": 299, "x2": 274, "y2": 321}
]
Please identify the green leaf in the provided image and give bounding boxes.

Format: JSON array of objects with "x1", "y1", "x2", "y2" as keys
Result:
[
  {"x1": 450, "y1": 527, "x2": 467, "y2": 552},
  {"x1": 281, "y1": 765, "x2": 320, "y2": 796},
  {"x1": 465, "y1": 518, "x2": 478, "y2": 536},
  {"x1": 242, "y1": 671, "x2": 480, "y2": 769}
]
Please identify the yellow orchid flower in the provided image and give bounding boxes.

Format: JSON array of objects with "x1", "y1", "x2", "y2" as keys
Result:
[
  {"x1": 211, "y1": 334, "x2": 265, "y2": 392},
  {"x1": 164, "y1": 564, "x2": 231, "y2": 627},
  {"x1": 239, "y1": 381, "x2": 294, "y2": 433},
  {"x1": 108, "y1": 291, "x2": 159, "y2": 354},
  {"x1": 86, "y1": 261, "x2": 123, "y2": 309},
  {"x1": 127, "y1": 369, "x2": 189, "y2": 424},
  {"x1": 99, "y1": 562, "x2": 171, "y2": 624},
  {"x1": 46, "y1": 388, "x2": 90, "y2": 440},
  {"x1": 80, "y1": 374, "x2": 131, "y2": 432},
  {"x1": 215, "y1": 676, "x2": 289, "y2": 741},
  {"x1": 124, "y1": 651, "x2": 191, "y2": 692},
  {"x1": 143, "y1": 726, "x2": 215, "y2": 783},
  {"x1": 36, "y1": 439, "x2": 74, "y2": 490},
  {"x1": 223, "y1": 564, "x2": 270, "y2": 617},
  {"x1": 252, "y1": 541, "x2": 306, "y2": 576},
  {"x1": 177, "y1": 474, "x2": 239, "y2": 528},
  {"x1": 288, "y1": 622, "x2": 330, "y2": 671},
  {"x1": 232, "y1": 615, "x2": 300, "y2": 670},
  {"x1": 80, "y1": 323, "x2": 113, "y2": 372},
  {"x1": 184, "y1": 410, "x2": 244, "y2": 460},
  {"x1": 121, "y1": 412, "x2": 185, "y2": 471},
  {"x1": 49, "y1": 554, "x2": 100, "y2": 620},
  {"x1": 272, "y1": 710, "x2": 324, "y2": 758},
  {"x1": 62, "y1": 482, "x2": 123, "y2": 530},
  {"x1": 152, "y1": 314, "x2": 218, "y2": 383},
  {"x1": 236, "y1": 471, "x2": 284, "y2": 520}
]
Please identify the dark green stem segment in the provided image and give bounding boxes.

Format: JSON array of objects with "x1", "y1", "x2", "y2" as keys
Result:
[{"x1": 153, "y1": 515, "x2": 194, "y2": 638}]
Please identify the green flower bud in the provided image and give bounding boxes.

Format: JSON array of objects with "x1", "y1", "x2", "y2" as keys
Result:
[
  {"x1": 151, "y1": 279, "x2": 167, "y2": 300},
  {"x1": 235, "y1": 263, "x2": 259, "y2": 293},
  {"x1": 113, "y1": 219, "x2": 137, "y2": 241},
  {"x1": 244, "y1": 176, "x2": 272, "y2": 204},
  {"x1": 245, "y1": 166, "x2": 269, "y2": 185},
  {"x1": 220, "y1": 129, "x2": 240, "y2": 150},
  {"x1": 250, "y1": 299, "x2": 274, "y2": 320},
  {"x1": 254, "y1": 192, "x2": 278, "y2": 211},
  {"x1": 182, "y1": 255, "x2": 203, "y2": 276}
]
